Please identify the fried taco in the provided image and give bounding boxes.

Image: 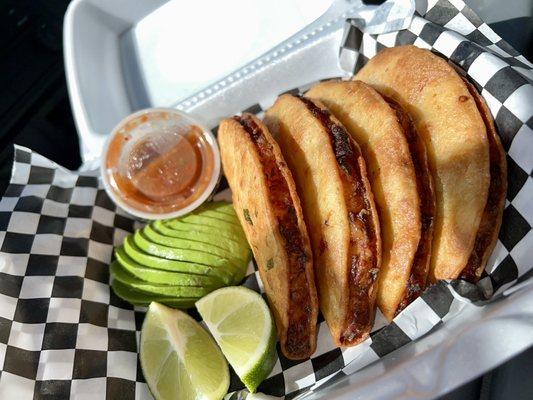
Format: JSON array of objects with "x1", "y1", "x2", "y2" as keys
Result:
[
  {"x1": 307, "y1": 80, "x2": 435, "y2": 320},
  {"x1": 265, "y1": 94, "x2": 381, "y2": 346},
  {"x1": 356, "y1": 45, "x2": 505, "y2": 282},
  {"x1": 218, "y1": 113, "x2": 319, "y2": 360},
  {"x1": 458, "y1": 77, "x2": 507, "y2": 282}
]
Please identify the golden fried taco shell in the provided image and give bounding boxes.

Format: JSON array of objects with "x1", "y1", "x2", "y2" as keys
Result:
[
  {"x1": 356, "y1": 45, "x2": 491, "y2": 281},
  {"x1": 307, "y1": 80, "x2": 435, "y2": 320},
  {"x1": 218, "y1": 113, "x2": 318, "y2": 360},
  {"x1": 265, "y1": 95, "x2": 381, "y2": 346},
  {"x1": 459, "y1": 78, "x2": 507, "y2": 282}
]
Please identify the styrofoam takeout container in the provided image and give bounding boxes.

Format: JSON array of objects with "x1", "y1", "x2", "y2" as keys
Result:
[
  {"x1": 63, "y1": 0, "x2": 349, "y2": 162},
  {"x1": 64, "y1": 0, "x2": 533, "y2": 399}
]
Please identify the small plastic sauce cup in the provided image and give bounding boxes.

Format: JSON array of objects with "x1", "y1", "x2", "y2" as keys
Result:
[{"x1": 101, "y1": 108, "x2": 220, "y2": 220}]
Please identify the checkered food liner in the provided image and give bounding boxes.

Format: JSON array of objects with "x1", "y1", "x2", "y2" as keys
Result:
[{"x1": 0, "y1": 0, "x2": 532, "y2": 399}]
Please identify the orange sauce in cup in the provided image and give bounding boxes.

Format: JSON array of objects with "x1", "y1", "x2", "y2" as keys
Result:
[{"x1": 104, "y1": 110, "x2": 216, "y2": 215}]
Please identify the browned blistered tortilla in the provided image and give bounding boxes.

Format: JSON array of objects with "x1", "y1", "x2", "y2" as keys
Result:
[
  {"x1": 356, "y1": 45, "x2": 491, "y2": 282},
  {"x1": 307, "y1": 80, "x2": 435, "y2": 320},
  {"x1": 218, "y1": 113, "x2": 318, "y2": 360},
  {"x1": 265, "y1": 94, "x2": 381, "y2": 347},
  {"x1": 459, "y1": 78, "x2": 507, "y2": 282}
]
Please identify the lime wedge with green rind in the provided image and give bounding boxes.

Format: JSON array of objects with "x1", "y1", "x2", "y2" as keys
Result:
[
  {"x1": 151, "y1": 220, "x2": 250, "y2": 262},
  {"x1": 111, "y1": 262, "x2": 216, "y2": 298},
  {"x1": 140, "y1": 302, "x2": 229, "y2": 400},
  {"x1": 114, "y1": 247, "x2": 225, "y2": 287},
  {"x1": 196, "y1": 287, "x2": 277, "y2": 393},
  {"x1": 111, "y1": 279, "x2": 198, "y2": 308},
  {"x1": 142, "y1": 225, "x2": 248, "y2": 264},
  {"x1": 123, "y1": 237, "x2": 234, "y2": 285}
]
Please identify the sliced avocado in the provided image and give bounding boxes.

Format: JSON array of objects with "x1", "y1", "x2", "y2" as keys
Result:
[
  {"x1": 115, "y1": 247, "x2": 225, "y2": 287},
  {"x1": 190, "y1": 209, "x2": 240, "y2": 225},
  {"x1": 152, "y1": 220, "x2": 247, "y2": 253},
  {"x1": 133, "y1": 230, "x2": 243, "y2": 276},
  {"x1": 188, "y1": 204, "x2": 241, "y2": 224},
  {"x1": 111, "y1": 278, "x2": 198, "y2": 309},
  {"x1": 142, "y1": 225, "x2": 248, "y2": 264},
  {"x1": 195, "y1": 201, "x2": 237, "y2": 216},
  {"x1": 176, "y1": 214, "x2": 246, "y2": 235},
  {"x1": 123, "y1": 236, "x2": 234, "y2": 284},
  {"x1": 111, "y1": 261, "x2": 215, "y2": 297},
  {"x1": 151, "y1": 221, "x2": 251, "y2": 264},
  {"x1": 164, "y1": 219, "x2": 248, "y2": 247}
]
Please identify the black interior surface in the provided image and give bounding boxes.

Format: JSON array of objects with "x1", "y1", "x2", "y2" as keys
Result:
[{"x1": 0, "y1": 0, "x2": 81, "y2": 196}]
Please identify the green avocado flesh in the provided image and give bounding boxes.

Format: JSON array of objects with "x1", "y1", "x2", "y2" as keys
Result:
[
  {"x1": 163, "y1": 219, "x2": 248, "y2": 246},
  {"x1": 151, "y1": 220, "x2": 250, "y2": 261},
  {"x1": 111, "y1": 279, "x2": 198, "y2": 308},
  {"x1": 133, "y1": 230, "x2": 244, "y2": 275},
  {"x1": 194, "y1": 201, "x2": 237, "y2": 216},
  {"x1": 123, "y1": 236, "x2": 234, "y2": 284},
  {"x1": 111, "y1": 261, "x2": 215, "y2": 298},
  {"x1": 111, "y1": 201, "x2": 251, "y2": 308},
  {"x1": 173, "y1": 214, "x2": 245, "y2": 235},
  {"x1": 189, "y1": 209, "x2": 240, "y2": 224},
  {"x1": 114, "y1": 247, "x2": 225, "y2": 287},
  {"x1": 142, "y1": 225, "x2": 247, "y2": 264}
]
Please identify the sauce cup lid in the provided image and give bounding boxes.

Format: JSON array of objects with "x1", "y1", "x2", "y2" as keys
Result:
[{"x1": 100, "y1": 108, "x2": 221, "y2": 220}]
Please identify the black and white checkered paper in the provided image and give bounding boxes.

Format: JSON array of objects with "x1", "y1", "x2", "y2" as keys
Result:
[{"x1": 0, "y1": 0, "x2": 532, "y2": 398}]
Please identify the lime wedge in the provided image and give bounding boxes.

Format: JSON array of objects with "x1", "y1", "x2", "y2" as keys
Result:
[
  {"x1": 140, "y1": 302, "x2": 229, "y2": 400},
  {"x1": 195, "y1": 287, "x2": 277, "y2": 393}
]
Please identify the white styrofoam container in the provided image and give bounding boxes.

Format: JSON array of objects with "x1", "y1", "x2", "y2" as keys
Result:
[{"x1": 63, "y1": 0, "x2": 348, "y2": 162}]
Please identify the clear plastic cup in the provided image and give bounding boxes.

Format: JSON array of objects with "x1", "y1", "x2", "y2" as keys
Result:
[{"x1": 101, "y1": 108, "x2": 220, "y2": 220}]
